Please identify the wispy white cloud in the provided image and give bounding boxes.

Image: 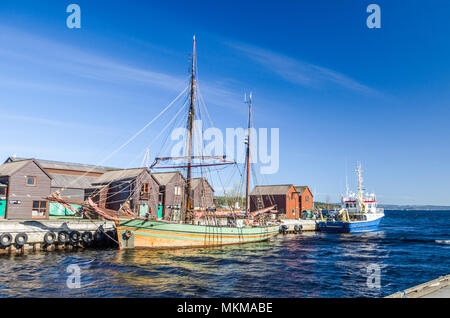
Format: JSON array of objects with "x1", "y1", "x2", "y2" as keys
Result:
[
  {"x1": 0, "y1": 26, "x2": 188, "y2": 91},
  {"x1": 227, "y1": 42, "x2": 380, "y2": 95},
  {"x1": 0, "y1": 25, "x2": 245, "y2": 111}
]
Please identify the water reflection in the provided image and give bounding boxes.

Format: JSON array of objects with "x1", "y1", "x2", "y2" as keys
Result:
[{"x1": 0, "y1": 211, "x2": 448, "y2": 297}]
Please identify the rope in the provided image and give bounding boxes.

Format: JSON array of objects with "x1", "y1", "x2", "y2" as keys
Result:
[{"x1": 57, "y1": 85, "x2": 189, "y2": 194}]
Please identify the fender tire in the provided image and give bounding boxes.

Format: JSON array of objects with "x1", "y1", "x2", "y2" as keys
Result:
[
  {"x1": 14, "y1": 233, "x2": 28, "y2": 246},
  {"x1": 44, "y1": 231, "x2": 56, "y2": 245},
  {"x1": 58, "y1": 231, "x2": 70, "y2": 243},
  {"x1": 81, "y1": 231, "x2": 93, "y2": 243},
  {"x1": 0, "y1": 233, "x2": 13, "y2": 248},
  {"x1": 69, "y1": 230, "x2": 81, "y2": 243}
]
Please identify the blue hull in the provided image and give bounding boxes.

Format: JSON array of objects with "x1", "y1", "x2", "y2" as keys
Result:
[{"x1": 318, "y1": 216, "x2": 383, "y2": 233}]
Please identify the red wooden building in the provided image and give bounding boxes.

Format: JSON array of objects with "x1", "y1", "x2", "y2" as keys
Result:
[
  {"x1": 249, "y1": 184, "x2": 300, "y2": 219},
  {"x1": 295, "y1": 186, "x2": 314, "y2": 213}
]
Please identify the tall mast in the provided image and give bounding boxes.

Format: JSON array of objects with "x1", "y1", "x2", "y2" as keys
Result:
[
  {"x1": 245, "y1": 93, "x2": 252, "y2": 215},
  {"x1": 185, "y1": 35, "x2": 196, "y2": 218}
]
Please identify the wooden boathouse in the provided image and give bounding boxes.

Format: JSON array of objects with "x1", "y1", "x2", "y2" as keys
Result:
[
  {"x1": 151, "y1": 171, "x2": 186, "y2": 221},
  {"x1": 89, "y1": 168, "x2": 160, "y2": 219},
  {"x1": 250, "y1": 184, "x2": 300, "y2": 219},
  {"x1": 295, "y1": 186, "x2": 314, "y2": 214},
  {"x1": 190, "y1": 177, "x2": 215, "y2": 209},
  {"x1": 5, "y1": 157, "x2": 119, "y2": 216},
  {"x1": 0, "y1": 159, "x2": 52, "y2": 219}
]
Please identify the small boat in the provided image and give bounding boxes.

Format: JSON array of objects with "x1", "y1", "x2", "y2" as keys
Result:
[{"x1": 318, "y1": 164, "x2": 384, "y2": 233}]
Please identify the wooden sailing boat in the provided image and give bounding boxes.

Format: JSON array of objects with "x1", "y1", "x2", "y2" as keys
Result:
[
  {"x1": 113, "y1": 36, "x2": 278, "y2": 249},
  {"x1": 48, "y1": 36, "x2": 279, "y2": 249}
]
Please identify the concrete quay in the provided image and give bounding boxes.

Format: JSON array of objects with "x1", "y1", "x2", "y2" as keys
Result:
[
  {"x1": 0, "y1": 218, "x2": 116, "y2": 254},
  {"x1": 386, "y1": 274, "x2": 450, "y2": 298}
]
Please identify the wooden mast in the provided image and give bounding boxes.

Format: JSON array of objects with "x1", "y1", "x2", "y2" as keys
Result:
[
  {"x1": 185, "y1": 35, "x2": 196, "y2": 220},
  {"x1": 245, "y1": 93, "x2": 252, "y2": 215}
]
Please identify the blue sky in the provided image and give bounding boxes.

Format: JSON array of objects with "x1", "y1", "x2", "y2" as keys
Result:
[{"x1": 0, "y1": 0, "x2": 449, "y2": 205}]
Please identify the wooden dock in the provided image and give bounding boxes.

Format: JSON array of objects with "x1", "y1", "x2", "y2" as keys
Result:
[{"x1": 386, "y1": 274, "x2": 450, "y2": 298}]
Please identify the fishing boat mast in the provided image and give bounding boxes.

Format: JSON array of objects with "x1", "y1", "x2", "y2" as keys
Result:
[
  {"x1": 357, "y1": 164, "x2": 366, "y2": 213},
  {"x1": 185, "y1": 35, "x2": 196, "y2": 219},
  {"x1": 245, "y1": 93, "x2": 252, "y2": 215}
]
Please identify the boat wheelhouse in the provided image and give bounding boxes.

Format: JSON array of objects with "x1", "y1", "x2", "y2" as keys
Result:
[{"x1": 318, "y1": 165, "x2": 384, "y2": 233}]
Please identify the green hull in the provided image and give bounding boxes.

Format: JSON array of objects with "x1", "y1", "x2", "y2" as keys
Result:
[{"x1": 117, "y1": 219, "x2": 280, "y2": 249}]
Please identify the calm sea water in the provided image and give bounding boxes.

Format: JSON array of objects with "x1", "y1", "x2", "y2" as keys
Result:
[{"x1": 0, "y1": 210, "x2": 448, "y2": 298}]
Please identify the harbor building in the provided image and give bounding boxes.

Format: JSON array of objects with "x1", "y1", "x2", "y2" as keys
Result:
[
  {"x1": 250, "y1": 185, "x2": 300, "y2": 219},
  {"x1": 190, "y1": 177, "x2": 215, "y2": 209},
  {"x1": 0, "y1": 159, "x2": 51, "y2": 219},
  {"x1": 151, "y1": 172, "x2": 186, "y2": 221},
  {"x1": 294, "y1": 186, "x2": 314, "y2": 215},
  {"x1": 89, "y1": 168, "x2": 160, "y2": 219},
  {"x1": 5, "y1": 156, "x2": 118, "y2": 216}
]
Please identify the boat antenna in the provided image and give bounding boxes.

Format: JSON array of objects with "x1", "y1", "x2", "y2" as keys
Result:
[
  {"x1": 245, "y1": 92, "x2": 252, "y2": 215},
  {"x1": 185, "y1": 35, "x2": 196, "y2": 219}
]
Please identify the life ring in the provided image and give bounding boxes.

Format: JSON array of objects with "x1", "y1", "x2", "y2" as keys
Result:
[
  {"x1": 0, "y1": 233, "x2": 13, "y2": 248},
  {"x1": 81, "y1": 231, "x2": 93, "y2": 243},
  {"x1": 69, "y1": 230, "x2": 81, "y2": 243},
  {"x1": 58, "y1": 231, "x2": 70, "y2": 243},
  {"x1": 44, "y1": 231, "x2": 56, "y2": 245},
  {"x1": 14, "y1": 233, "x2": 28, "y2": 246}
]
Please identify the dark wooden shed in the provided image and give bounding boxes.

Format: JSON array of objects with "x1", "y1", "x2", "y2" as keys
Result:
[
  {"x1": 190, "y1": 178, "x2": 215, "y2": 209},
  {"x1": 151, "y1": 171, "x2": 186, "y2": 221},
  {"x1": 0, "y1": 159, "x2": 51, "y2": 219},
  {"x1": 90, "y1": 168, "x2": 159, "y2": 219}
]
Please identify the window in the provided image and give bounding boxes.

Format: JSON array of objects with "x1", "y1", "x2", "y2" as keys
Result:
[
  {"x1": 0, "y1": 187, "x2": 6, "y2": 196},
  {"x1": 26, "y1": 176, "x2": 36, "y2": 186},
  {"x1": 140, "y1": 183, "x2": 150, "y2": 200},
  {"x1": 174, "y1": 186, "x2": 182, "y2": 196},
  {"x1": 305, "y1": 196, "x2": 309, "y2": 202},
  {"x1": 32, "y1": 201, "x2": 47, "y2": 218}
]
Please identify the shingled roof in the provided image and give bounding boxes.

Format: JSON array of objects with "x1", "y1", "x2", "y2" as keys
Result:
[
  {"x1": 151, "y1": 171, "x2": 185, "y2": 186},
  {"x1": 5, "y1": 157, "x2": 118, "y2": 173},
  {"x1": 50, "y1": 174, "x2": 99, "y2": 189},
  {"x1": 91, "y1": 168, "x2": 149, "y2": 185},
  {"x1": 250, "y1": 184, "x2": 294, "y2": 196},
  {"x1": 191, "y1": 178, "x2": 214, "y2": 192},
  {"x1": 295, "y1": 186, "x2": 309, "y2": 195},
  {"x1": 0, "y1": 159, "x2": 52, "y2": 179}
]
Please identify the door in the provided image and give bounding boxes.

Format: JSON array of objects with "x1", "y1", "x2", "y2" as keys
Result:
[
  {"x1": 0, "y1": 200, "x2": 5, "y2": 218},
  {"x1": 158, "y1": 204, "x2": 163, "y2": 219},
  {"x1": 139, "y1": 204, "x2": 149, "y2": 217}
]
